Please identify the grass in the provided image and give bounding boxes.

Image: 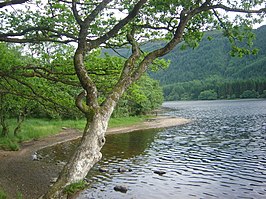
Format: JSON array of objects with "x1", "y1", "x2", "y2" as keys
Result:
[
  {"x1": 0, "y1": 188, "x2": 24, "y2": 199},
  {"x1": 0, "y1": 116, "x2": 150, "y2": 151},
  {"x1": 0, "y1": 188, "x2": 7, "y2": 199},
  {"x1": 64, "y1": 180, "x2": 87, "y2": 195}
]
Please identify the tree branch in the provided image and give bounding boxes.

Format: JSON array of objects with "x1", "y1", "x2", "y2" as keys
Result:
[
  {"x1": 90, "y1": 0, "x2": 147, "y2": 48},
  {"x1": 118, "y1": 29, "x2": 141, "y2": 80},
  {"x1": 0, "y1": 37, "x2": 75, "y2": 44},
  {"x1": 83, "y1": 0, "x2": 112, "y2": 26},
  {"x1": 0, "y1": 0, "x2": 29, "y2": 8},
  {"x1": 137, "y1": 24, "x2": 172, "y2": 32},
  {"x1": 102, "y1": 29, "x2": 141, "y2": 112},
  {"x1": 71, "y1": 0, "x2": 83, "y2": 26},
  {"x1": 130, "y1": 13, "x2": 192, "y2": 82},
  {"x1": 0, "y1": 26, "x2": 77, "y2": 40},
  {"x1": 210, "y1": 4, "x2": 266, "y2": 14},
  {"x1": 0, "y1": 26, "x2": 78, "y2": 43},
  {"x1": 75, "y1": 90, "x2": 89, "y2": 114},
  {"x1": 1, "y1": 76, "x2": 66, "y2": 110}
]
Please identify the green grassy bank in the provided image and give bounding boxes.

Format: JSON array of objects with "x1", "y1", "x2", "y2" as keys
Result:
[{"x1": 0, "y1": 116, "x2": 149, "y2": 151}]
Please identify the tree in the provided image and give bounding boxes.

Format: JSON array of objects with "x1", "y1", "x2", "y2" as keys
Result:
[
  {"x1": 0, "y1": 43, "x2": 82, "y2": 137},
  {"x1": 261, "y1": 90, "x2": 266, "y2": 98},
  {"x1": 0, "y1": 1, "x2": 265, "y2": 198},
  {"x1": 198, "y1": 89, "x2": 218, "y2": 100},
  {"x1": 240, "y1": 89, "x2": 259, "y2": 98}
]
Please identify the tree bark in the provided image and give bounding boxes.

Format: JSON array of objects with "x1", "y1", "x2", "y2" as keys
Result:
[
  {"x1": 14, "y1": 110, "x2": 26, "y2": 137},
  {"x1": 43, "y1": 108, "x2": 112, "y2": 198},
  {"x1": 0, "y1": 94, "x2": 9, "y2": 137},
  {"x1": 0, "y1": 116, "x2": 9, "y2": 137}
]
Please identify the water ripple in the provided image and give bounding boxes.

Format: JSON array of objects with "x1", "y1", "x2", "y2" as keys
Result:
[{"x1": 38, "y1": 100, "x2": 266, "y2": 199}]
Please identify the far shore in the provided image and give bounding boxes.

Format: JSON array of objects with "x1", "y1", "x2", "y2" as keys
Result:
[{"x1": 0, "y1": 116, "x2": 190, "y2": 199}]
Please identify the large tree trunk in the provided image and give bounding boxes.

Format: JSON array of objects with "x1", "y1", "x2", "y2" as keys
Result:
[
  {"x1": 0, "y1": 116, "x2": 9, "y2": 137},
  {"x1": 14, "y1": 110, "x2": 26, "y2": 137},
  {"x1": 0, "y1": 94, "x2": 9, "y2": 137},
  {"x1": 43, "y1": 109, "x2": 111, "y2": 199}
]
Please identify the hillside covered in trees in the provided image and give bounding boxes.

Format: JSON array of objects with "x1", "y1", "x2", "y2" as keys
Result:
[{"x1": 148, "y1": 25, "x2": 266, "y2": 100}]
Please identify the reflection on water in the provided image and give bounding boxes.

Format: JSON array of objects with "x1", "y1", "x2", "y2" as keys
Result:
[{"x1": 39, "y1": 99, "x2": 266, "y2": 199}]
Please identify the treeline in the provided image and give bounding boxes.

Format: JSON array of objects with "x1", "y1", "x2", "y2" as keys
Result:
[{"x1": 164, "y1": 77, "x2": 266, "y2": 101}]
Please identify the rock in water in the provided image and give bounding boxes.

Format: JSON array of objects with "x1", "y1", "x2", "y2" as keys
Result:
[
  {"x1": 114, "y1": 185, "x2": 128, "y2": 193},
  {"x1": 99, "y1": 167, "x2": 108, "y2": 172},
  {"x1": 154, "y1": 170, "x2": 166, "y2": 175},
  {"x1": 117, "y1": 167, "x2": 127, "y2": 172}
]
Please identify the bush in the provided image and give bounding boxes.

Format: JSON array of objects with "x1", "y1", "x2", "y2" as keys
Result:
[
  {"x1": 198, "y1": 90, "x2": 218, "y2": 100},
  {"x1": 0, "y1": 138, "x2": 20, "y2": 151},
  {"x1": 260, "y1": 90, "x2": 266, "y2": 98},
  {"x1": 240, "y1": 90, "x2": 259, "y2": 99}
]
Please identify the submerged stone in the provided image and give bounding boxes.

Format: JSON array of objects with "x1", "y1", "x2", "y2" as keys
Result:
[
  {"x1": 117, "y1": 167, "x2": 127, "y2": 172},
  {"x1": 99, "y1": 167, "x2": 108, "y2": 172},
  {"x1": 117, "y1": 167, "x2": 132, "y2": 172},
  {"x1": 154, "y1": 170, "x2": 166, "y2": 175},
  {"x1": 114, "y1": 185, "x2": 128, "y2": 193}
]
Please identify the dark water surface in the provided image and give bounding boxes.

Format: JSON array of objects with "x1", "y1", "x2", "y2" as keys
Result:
[{"x1": 39, "y1": 99, "x2": 266, "y2": 199}]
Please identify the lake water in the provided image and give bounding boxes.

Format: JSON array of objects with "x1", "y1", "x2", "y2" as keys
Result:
[{"x1": 39, "y1": 99, "x2": 266, "y2": 199}]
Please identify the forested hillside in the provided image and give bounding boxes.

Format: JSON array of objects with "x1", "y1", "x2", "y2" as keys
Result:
[
  {"x1": 104, "y1": 25, "x2": 266, "y2": 101},
  {"x1": 148, "y1": 25, "x2": 266, "y2": 100},
  {"x1": 150, "y1": 25, "x2": 266, "y2": 84}
]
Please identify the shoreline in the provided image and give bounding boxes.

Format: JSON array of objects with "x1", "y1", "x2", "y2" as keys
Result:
[
  {"x1": 107, "y1": 116, "x2": 189, "y2": 134},
  {"x1": 0, "y1": 116, "x2": 190, "y2": 199}
]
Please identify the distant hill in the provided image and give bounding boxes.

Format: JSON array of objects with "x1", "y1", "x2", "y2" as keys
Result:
[
  {"x1": 149, "y1": 25, "x2": 266, "y2": 84},
  {"x1": 104, "y1": 25, "x2": 266, "y2": 100}
]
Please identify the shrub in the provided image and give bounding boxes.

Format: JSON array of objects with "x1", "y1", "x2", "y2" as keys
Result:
[
  {"x1": 198, "y1": 90, "x2": 218, "y2": 100},
  {"x1": 240, "y1": 90, "x2": 259, "y2": 99},
  {"x1": 260, "y1": 90, "x2": 266, "y2": 98}
]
